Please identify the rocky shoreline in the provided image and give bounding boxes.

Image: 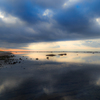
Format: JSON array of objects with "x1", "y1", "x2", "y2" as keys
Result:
[
  {"x1": 0, "y1": 51, "x2": 12, "y2": 56},
  {"x1": 0, "y1": 52, "x2": 22, "y2": 67}
]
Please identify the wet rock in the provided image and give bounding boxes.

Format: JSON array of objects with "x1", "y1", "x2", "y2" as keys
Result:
[
  {"x1": 58, "y1": 53, "x2": 67, "y2": 56},
  {"x1": 46, "y1": 54, "x2": 56, "y2": 56},
  {"x1": 47, "y1": 57, "x2": 49, "y2": 59},
  {"x1": 13, "y1": 62, "x2": 17, "y2": 64},
  {"x1": 19, "y1": 58, "x2": 22, "y2": 60},
  {"x1": 58, "y1": 54, "x2": 63, "y2": 56},
  {"x1": 64, "y1": 53, "x2": 67, "y2": 55},
  {"x1": 36, "y1": 58, "x2": 38, "y2": 60},
  {"x1": 0, "y1": 54, "x2": 23, "y2": 67}
]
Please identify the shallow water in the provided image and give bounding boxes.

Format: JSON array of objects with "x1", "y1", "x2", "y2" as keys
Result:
[{"x1": 0, "y1": 52, "x2": 100, "y2": 100}]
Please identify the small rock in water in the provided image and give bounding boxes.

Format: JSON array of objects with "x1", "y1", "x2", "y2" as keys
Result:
[
  {"x1": 47, "y1": 57, "x2": 49, "y2": 59},
  {"x1": 19, "y1": 58, "x2": 22, "y2": 60},
  {"x1": 58, "y1": 53, "x2": 67, "y2": 56},
  {"x1": 13, "y1": 62, "x2": 16, "y2": 64},
  {"x1": 36, "y1": 58, "x2": 38, "y2": 60},
  {"x1": 46, "y1": 54, "x2": 56, "y2": 56},
  {"x1": 64, "y1": 53, "x2": 67, "y2": 55}
]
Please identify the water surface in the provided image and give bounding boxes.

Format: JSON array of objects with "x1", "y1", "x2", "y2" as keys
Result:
[{"x1": 0, "y1": 51, "x2": 100, "y2": 100}]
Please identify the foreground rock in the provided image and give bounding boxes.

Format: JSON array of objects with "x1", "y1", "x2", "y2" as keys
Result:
[{"x1": 0, "y1": 52, "x2": 23, "y2": 67}]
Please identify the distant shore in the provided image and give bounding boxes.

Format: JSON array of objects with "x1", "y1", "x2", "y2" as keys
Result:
[
  {"x1": 0, "y1": 51, "x2": 12, "y2": 56},
  {"x1": 10, "y1": 51, "x2": 100, "y2": 53}
]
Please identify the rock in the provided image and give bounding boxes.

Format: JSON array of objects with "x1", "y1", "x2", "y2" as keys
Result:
[
  {"x1": 47, "y1": 57, "x2": 49, "y2": 59},
  {"x1": 58, "y1": 54, "x2": 63, "y2": 56},
  {"x1": 13, "y1": 62, "x2": 16, "y2": 64},
  {"x1": 36, "y1": 58, "x2": 38, "y2": 60},
  {"x1": 58, "y1": 53, "x2": 67, "y2": 56},
  {"x1": 19, "y1": 58, "x2": 22, "y2": 60},
  {"x1": 46, "y1": 54, "x2": 56, "y2": 56}
]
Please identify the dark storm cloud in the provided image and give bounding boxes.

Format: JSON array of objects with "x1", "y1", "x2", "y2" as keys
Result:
[
  {"x1": 33, "y1": 0, "x2": 67, "y2": 8},
  {"x1": 0, "y1": 0, "x2": 43, "y2": 24},
  {"x1": 0, "y1": 0, "x2": 100, "y2": 48},
  {"x1": 53, "y1": 1, "x2": 100, "y2": 38}
]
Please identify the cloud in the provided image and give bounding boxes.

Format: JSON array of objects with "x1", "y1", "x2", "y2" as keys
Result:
[
  {"x1": 63, "y1": 0, "x2": 81, "y2": 8},
  {"x1": 0, "y1": 0, "x2": 100, "y2": 49},
  {"x1": 43, "y1": 9, "x2": 53, "y2": 17},
  {"x1": 82, "y1": 39, "x2": 100, "y2": 48},
  {"x1": 33, "y1": 0, "x2": 67, "y2": 8}
]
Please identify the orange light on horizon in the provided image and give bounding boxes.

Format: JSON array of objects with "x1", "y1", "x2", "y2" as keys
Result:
[{"x1": 0, "y1": 48, "x2": 32, "y2": 52}]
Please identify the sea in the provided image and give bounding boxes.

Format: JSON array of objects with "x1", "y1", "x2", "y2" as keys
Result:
[{"x1": 0, "y1": 51, "x2": 100, "y2": 100}]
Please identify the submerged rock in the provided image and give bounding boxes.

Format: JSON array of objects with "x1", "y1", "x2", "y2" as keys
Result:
[
  {"x1": 36, "y1": 58, "x2": 38, "y2": 60},
  {"x1": 46, "y1": 54, "x2": 56, "y2": 56},
  {"x1": 19, "y1": 58, "x2": 22, "y2": 60},
  {"x1": 58, "y1": 53, "x2": 67, "y2": 56},
  {"x1": 47, "y1": 57, "x2": 49, "y2": 59}
]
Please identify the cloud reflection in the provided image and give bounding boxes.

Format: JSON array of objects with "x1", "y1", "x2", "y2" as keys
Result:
[
  {"x1": 12, "y1": 52, "x2": 100, "y2": 65},
  {"x1": 1, "y1": 53, "x2": 100, "y2": 99},
  {"x1": 0, "y1": 80, "x2": 22, "y2": 94}
]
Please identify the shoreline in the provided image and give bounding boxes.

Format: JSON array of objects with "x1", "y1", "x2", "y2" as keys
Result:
[{"x1": 0, "y1": 51, "x2": 12, "y2": 56}]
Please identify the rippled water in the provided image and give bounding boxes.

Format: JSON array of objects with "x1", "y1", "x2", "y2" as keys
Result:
[{"x1": 0, "y1": 51, "x2": 100, "y2": 100}]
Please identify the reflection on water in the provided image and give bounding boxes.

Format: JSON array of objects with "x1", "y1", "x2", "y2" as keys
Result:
[
  {"x1": 0, "y1": 51, "x2": 100, "y2": 100},
  {"x1": 12, "y1": 51, "x2": 100, "y2": 64}
]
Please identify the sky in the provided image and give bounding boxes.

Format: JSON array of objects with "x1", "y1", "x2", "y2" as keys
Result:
[{"x1": 0, "y1": 0, "x2": 100, "y2": 51}]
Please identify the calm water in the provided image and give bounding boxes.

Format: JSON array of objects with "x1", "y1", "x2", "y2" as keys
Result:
[{"x1": 0, "y1": 51, "x2": 100, "y2": 100}]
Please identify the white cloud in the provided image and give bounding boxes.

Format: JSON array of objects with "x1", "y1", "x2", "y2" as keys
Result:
[
  {"x1": 0, "y1": 11, "x2": 4, "y2": 18},
  {"x1": 0, "y1": 11, "x2": 24, "y2": 25},
  {"x1": 96, "y1": 18, "x2": 100, "y2": 25},
  {"x1": 63, "y1": 0, "x2": 80, "y2": 8},
  {"x1": 43, "y1": 9, "x2": 53, "y2": 17},
  {"x1": 26, "y1": 38, "x2": 100, "y2": 51},
  {"x1": 26, "y1": 27, "x2": 36, "y2": 34}
]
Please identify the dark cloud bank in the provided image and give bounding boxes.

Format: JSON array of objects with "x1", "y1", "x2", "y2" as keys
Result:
[{"x1": 0, "y1": 0, "x2": 100, "y2": 48}]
